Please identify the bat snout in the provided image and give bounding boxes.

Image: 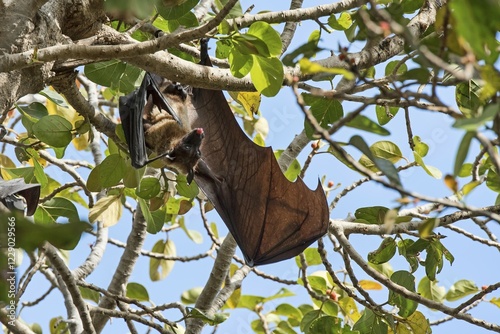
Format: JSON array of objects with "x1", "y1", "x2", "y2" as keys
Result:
[{"x1": 194, "y1": 128, "x2": 204, "y2": 139}]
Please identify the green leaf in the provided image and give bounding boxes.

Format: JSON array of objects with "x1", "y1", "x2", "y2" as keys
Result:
[
  {"x1": 455, "y1": 80, "x2": 483, "y2": 117},
  {"x1": 247, "y1": 21, "x2": 282, "y2": 57},
  {"x1": 237, "y1": 295, "x2": 265, "y2": 310},
  {"x1": 39, "y1": 88, "x2": 69, "y2": 107},
  {"x1": 214, "y1": 0, "x2": 243, "y2": 19},
  {"x1": 187, "y1": 308, "x2": 228, "y2": 326},
  {"x1": 445, "y1": 279, "x2": 479, "y2": 301},
  {"x1": 34, "y1": 197, "x2": 80, "y2": 225},
  {"x1": 31, "y1": 153, "x2": 48, "y2": 188},
  {"x1": 156, "y1": 0, "x2": 198, "y2": 20},
  {"x1": 84, "y1": 61, "x2": 143, "y2": 93},
  {"x1": 149, "y1": 239, "x2": 175, "y2": 281},
  {"x1": 49, "y1": 316, "x2": 68, "y2": 334},
  {"x1": 139, "y1": 197, "x2": 163, "y2": 234},
  {"x1": 417, "y1": 276, "x2": 445, "y2": 302},
  {"x1": 300, "y1": 310, "x2": 323, "y2": 333},
  {"x1": 369, "y1": 262, "x2": 394, "y2": 278},
  {"x1": 368, "y1": 237, "x2": 397, "y2": 264},
  {"x1": 328, "y1": 12, "x2": 353, "y2": 30},
  {"x1": 402, "y1": 0, "x2": 425, "y2": 13},
  {"x1": 17, "y1": 102, "x2": 48, "y2": 119},
  {"x1": 295, "y1": 248, "x2": 322, "y2": 266},
  {"x1": 176, "y1": 174, "x2": 199, "y2": 199},
  {"x1": 274, "y1": 303, "x2": 303, "y2": 322},
  {"x1": 181, "y1": 287, "x2": 203, "y2": 304},
  {"x1": 405, "y1": 238, "x2": 430, "y2": 256},
  {"x1": 32, "y1": 115, "x2": 72, "y2": 147},
  {"x1": 166, "y1": 196, "x2": 181, "y2": 214},
  {"x1": 424, "y1": 240, "x2": 453, "y2": 281},
  {"x1": 385, "y1": 61, "x2": 408, "y2": 76},
  {"x1": 414, "y1": 151, "x2": 442, "y2": 179},
  {"x1": 123, "y1": 161, "x2": 143, "y2": 188},
  {"x1": 376, "y1": 105, "x2": 399, "y2": 125},
  {"x1": 79, "y1": 286, "x2": 100, "y2": 304},
  {"x1": 359, "y1": 141, "x2": 404, "y2": 171},
  {"x1": 250, "y1": 56, "x2": 284, "y2": 97},
  {"x1": 418, "y1": 218, "x2": 439, "y2": 239},
  {"x1": 353, "y1": 309, "x2": 388, "y2": 334},
  {"x1": 228, "y1": 47, "x2": 253, "y2": 78},
  {"x1": 1, "y1": 212, "x2": 89, "y2": 252},
  {"x1": 303, "y1": 94, "x2": 343, "y2": 139},
  {"x1": 1, "y1": 167, "x2": 37, "y2": 184},
  {"x1": 86, "y1": 154, "x2": 126, "y2": 192},
  {"x1": 486, "y1": 168, "x2": 500, "y2": 193},
  {"x1": 413, "y1": 136, "x2": 429, "y2": 157},
  {"x1": 394, "y1": 311, "x2": 431, "y2": 334},
  {"x1": 135, "y1": 177, "x2": 161, "y2": 199},
  {"x1": 399, "y1": 68, "x2": 431, "y2": 84},
  {"x1": 347, "y1": 115, "x2": 390, "y2": 136},
  {"x1": 302, "y1": 276, "x2": 327, "y2": 294},
  {"x1": 126, "y1": 282, "x2": 150, "y2": 302},
  {"x1": 397, "y1": 239, "x2": 419, "y2": 273},
  {"x1": 216, "y1": 39, "x2": 232, "y2": 59},
  {"x1": 218, "y1": 20, "x2": 231, "y2": 35},
  {"x1": 462, "y1": 180, "x2": 481, "y2": 195},
  {"x1": 354, "y1": 206, "x2": 388, "y2": 225},
  {"x1": 453, "y1": 102, "x2": 499, "y2": 130},
  {"x1": 308, "y1": 315, "x2": 342, "y2": 333},
  {"x1": 350, "y1": 135, "x2": 401, "y2": 185},
  {"x1": 389, "y1": 271, "x2": 418, "y2": 318},
  {"x1": 165, "y1": 10, "x2": 199, "y2": 32},
  {"x1": 450, "y1": 0, "x2": 499, "y2": 64},
  {"x1": 274, "y1": 150, "x2": 301, "y2": 181}
]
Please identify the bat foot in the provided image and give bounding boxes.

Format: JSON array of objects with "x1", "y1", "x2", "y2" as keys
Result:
[
  {"x1": 187, "y1": 170, "x2": 194, "y2": 184},
  {"x1": 165, "y1": 83, "x2": 188, "y2": 101}
]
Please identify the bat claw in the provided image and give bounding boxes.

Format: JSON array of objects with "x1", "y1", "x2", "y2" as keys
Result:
[{"x1": 187, "y1": 170, "x2": 194, "y2": 184}]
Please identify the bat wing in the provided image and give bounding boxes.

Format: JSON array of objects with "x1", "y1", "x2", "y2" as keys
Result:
[
  {"x1": 119, "y1": 73, "x2": 182, "y2": 168},
  {"x1": 0, "y1": 178, "x2": 40, "y2": 216},
  {"x1": 190, "y1": 43, "x2": 329, "y2": 266}
]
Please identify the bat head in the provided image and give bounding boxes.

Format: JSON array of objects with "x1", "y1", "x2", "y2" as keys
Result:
[{"x1": 166, "y1": 128, "x2": 205, "y2": 184}]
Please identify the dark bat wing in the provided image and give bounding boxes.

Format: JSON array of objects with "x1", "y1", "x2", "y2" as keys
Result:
[
  {"x1": 0, "y1": 178, "x2": 40, "y2": 216},
  {"x1": 190, "y1": 42, "x2": 329, "y2": 266},
  {"x1": 119, "y1": 73, "x2": 182, "y2": 168}
]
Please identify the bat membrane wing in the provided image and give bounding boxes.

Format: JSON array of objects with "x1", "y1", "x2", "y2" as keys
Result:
[{"x1": 190, "y1": 41, "x2": 329, "y2": 265}]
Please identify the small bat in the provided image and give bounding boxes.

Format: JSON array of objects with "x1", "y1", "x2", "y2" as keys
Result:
[
  {"x1": 0, "y1": 177, "x2": 40, "y2": 216},
  {"x1": 119, "y1": 40, "x2": 329, "y2": 266}
]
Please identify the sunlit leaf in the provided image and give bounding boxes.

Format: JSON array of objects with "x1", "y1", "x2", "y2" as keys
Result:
[{"x1": 445, "y1": 279, "x2": 479, "y2": 301}]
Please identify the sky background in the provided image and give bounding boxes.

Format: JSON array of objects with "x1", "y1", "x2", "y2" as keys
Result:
[{"x1": 11, "y1": 1, "x2": 500, "y2": 333}]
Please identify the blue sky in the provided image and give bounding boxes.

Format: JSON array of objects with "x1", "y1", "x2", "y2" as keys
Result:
[{"x1": 12, "y1": 1, "x2": 500, "y2": 333}]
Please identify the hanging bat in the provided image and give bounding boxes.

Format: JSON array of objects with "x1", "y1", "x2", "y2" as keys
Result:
[
  {"x1": 0, "y1": 177, "x2": 40, "y2": 216},
  {"x1": 119, "y1": 40, "x2": 329, "y2": 266}
]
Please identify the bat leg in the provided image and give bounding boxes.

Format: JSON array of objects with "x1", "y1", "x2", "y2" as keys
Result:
[
  {"x1": 164, "y1": 82, "x2": 188, "y2": 101},
  {"x1": 200, "y1": 38, "x2": 210, "y2": 66}
]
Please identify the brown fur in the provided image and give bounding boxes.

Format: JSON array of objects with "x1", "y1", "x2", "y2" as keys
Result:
[{"x1": 142, "y1": 81, "x2": 201, "y2": 176}]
